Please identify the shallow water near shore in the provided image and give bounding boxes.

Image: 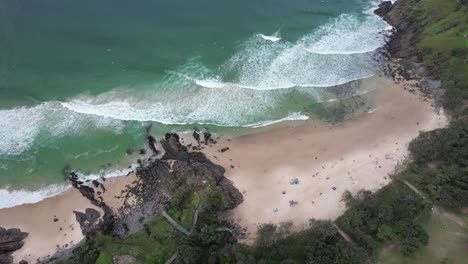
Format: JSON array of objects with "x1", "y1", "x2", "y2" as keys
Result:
[{"x1": 0, "y1": 0, "x2": 394, "y2": 207}]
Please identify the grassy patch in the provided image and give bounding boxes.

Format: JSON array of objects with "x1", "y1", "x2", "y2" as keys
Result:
[
  {"x1": 377, "y1": 210, "x2": 468, "y2": 264},
  {"x1": 95, "y1": 251, "x2": 112, "y2": 264},
  {"x1": 167, "y1": 191, "x2": 200, "y2": 230},
  {"x1": 95, "y1": 216, "x2": 176, "y2": 263}
]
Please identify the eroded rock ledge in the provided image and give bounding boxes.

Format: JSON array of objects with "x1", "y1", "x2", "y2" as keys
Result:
[{"x1": 0, "y1": 227, "x2": 28, "y2": 264}]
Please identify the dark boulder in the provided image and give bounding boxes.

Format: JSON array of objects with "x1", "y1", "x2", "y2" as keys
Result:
[
  {"x1": 147, "y1": 135, "x2": 160, "y2": 156},
  {"x1": 374, "y1": 1, "x2": 392, "y2": 17},
  {"x1": 193, "y1": 130, "x2": 201, "y2": 145},
  {"x1": 203, "y1": 130, "x2": 212, "y2": 145},
  {"x1": 0, "y1": 254, "x2": 13, "y2": 264},
  {"x1": 219, "y1": 147, "x2": 230, "y2": 153},
  {"x1": 161, "y1": 133, "x2": 189, "y2": 162},
  {"x1": 218, "y1": 178, "x2": 243, "y2": 209},
  {"x1": 79, "y1": 186, "x2": 95, "y2": 201},
  {"x1": 0, "y1": 227, "x2": 28, "y2": 264},
  {"x1": 92, "y1": 180, "x2": 99, "y2": 188},
  {"x1": 0, "y1": 228, "x2": 28, "y2": 254}
]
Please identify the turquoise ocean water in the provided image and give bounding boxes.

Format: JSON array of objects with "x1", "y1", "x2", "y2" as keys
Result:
[{"x1": 0, "y1": 0, "x2": 392, "y2": 207}]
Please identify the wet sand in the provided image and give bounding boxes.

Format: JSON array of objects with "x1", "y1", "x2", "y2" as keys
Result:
[{"x1": 0, "y1": 77, "x2": 447, "y2": 261}]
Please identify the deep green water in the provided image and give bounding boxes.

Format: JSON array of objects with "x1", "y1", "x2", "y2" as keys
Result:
[{"x1": 0, "y1": 0, "x2": 392, "y2": 207}]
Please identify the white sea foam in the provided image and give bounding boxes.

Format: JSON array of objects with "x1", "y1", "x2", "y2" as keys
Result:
[
  {"x1": 243, "y1": 112, "x2": 309, "y2": 128},
  {"x1": 0, "y1": 184, "x2": 71, "y2": 209},
  {"x1": 223, "y1": 10, "x2": 390, "y2": 90},
  {"x1": 258, "y1": 32, "x2": 282, "y2": 42},
  {"x1": 0, "y1": 105, "x2": 45, "y2": 156},
  {"x1": 61, "y1": 86, "x2": 279, "y2": 127},
  {"x1": 195, "y1": 79, "x2": 226, "y2": 88},
  {"x1": 74, "y1": 164, "x2": 138, "y2": 182},
  {"x1": 303, "y1": 13, "x2": 391, "y2": 55},
  {"x1": 0, "y1": 165, "x2": 138, "y2": 209},
  {"x1": 0, "y1": 102, "x2": 123, "y2": 156},
  {"x1": 0, "y1": 2, "x2": 392, "y2": 155},
  {"x1": 59, "y1": 7, "x2": 391, "y2": 128},
  {"x1": 0, "y1": 1, "x2": 394, "y2": 209}
]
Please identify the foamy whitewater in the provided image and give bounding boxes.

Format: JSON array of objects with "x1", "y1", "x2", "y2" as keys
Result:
[
  {"x1": 258, "y1": 32, "x2": 282, "y2": 42},
  {"x1": 0, "y1": 165, "x2": 139, "y2": 209},
  {"x1": 58, "y1": 6, "x2": 391, "y2": 126},
  {"x1": 0, "y1": 1, "x2": 394, "y2": 208}
]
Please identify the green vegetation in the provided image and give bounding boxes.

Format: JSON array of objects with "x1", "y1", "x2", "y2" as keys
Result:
[
  {"x1": 89, "y1": 191, "x2": 201, "y2": 263},
  {"x1": 408, "y1": 0, "x2": 468, "y2": 113},
  {"x1": 402, "y1": 120, "x2": 468, "y2": 210},
  {"x1": 246, "y1": 220, "x2": 368, "y2": 264},
  {"x1": 378, "y1": 210, "x2": 468, "y2": 264},
  {"x1": 66, "y1": 214, "x2": 177, "y2": 264},
  {"x1": 337, "y1": 183, "x2": 430, "y2": 257},
  {"x1": 167, "y1": 191, "x2": 200, "y2": 229}
]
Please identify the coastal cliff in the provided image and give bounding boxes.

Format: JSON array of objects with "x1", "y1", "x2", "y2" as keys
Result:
[{"x1": 376, "y1": 0, "x2": 467, "y2": 114}]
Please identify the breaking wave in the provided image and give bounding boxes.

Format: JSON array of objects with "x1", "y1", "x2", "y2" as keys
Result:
[
  {"x1": 258, "y1": 31, "x2": 282, "y2": 42},
  {"x1": 0, "y1": 1, "x2": 391, "y2": 156},
  {"x1": 0, "y1": 184, "x2": 71, "y2": 209},
  {"x1": 0, "y1": 103, "x2": 123, "y2": 156},
  {"x1": 243, "y1": 112, "x2": 309, "y2": 128},
  {"x1": 0, "y1": 165, "x2": 137, "y2": 209}
]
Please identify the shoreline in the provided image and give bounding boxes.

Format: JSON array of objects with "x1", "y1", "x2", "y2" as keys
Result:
[
  {"x1": 0, "y1": 74, "x2": 448, "y2": 262},
  {"x1": 0, "y1": 165, "x2": 140, "y2": 209},
  {"x1": 201, "y1": 76, "x2": 447, "y2": 241}
]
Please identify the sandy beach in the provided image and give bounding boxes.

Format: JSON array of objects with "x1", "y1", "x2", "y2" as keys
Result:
[
  {"x1": 0, "y1": 175, "x2": 136, "y2": 263},
  {"x1": 0, "y1": 76, "x2": 447, "y2": 261},
  {"x1": 201, "y1": 76, "x2": 447, "y2": 241}
]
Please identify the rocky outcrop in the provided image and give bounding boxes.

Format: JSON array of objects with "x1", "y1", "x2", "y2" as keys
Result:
[
  {"x1": 67, "y1": 132, "x2": 242, "y2": 240},
  {"x1": 69, "y1": 173, "x2": 115, "y2": 234},
  {"x1": 381, "y1": 0, "x2": 420, "y2": 60},
  {"x1": 374, "y1": 1, "x2": 393, "y2": 17},
  {"x1": 73, "y1": 208, "x2": 102, "y2": 238},
  {"x1": 145, "y1": 124, "x2": 161, "y2": 156},
  {"x1": 114, "y1": 133, "x2": 243, "y2": 237},
  {"x1": 0, "y1": 228, "x2": 28, "y2": 264},
  {"x1": 376, "y1": 0, "x2": 444, "y2": 103},
  {"x1": 218, "y1": 178, "x2": 244, "y2": 209}
]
